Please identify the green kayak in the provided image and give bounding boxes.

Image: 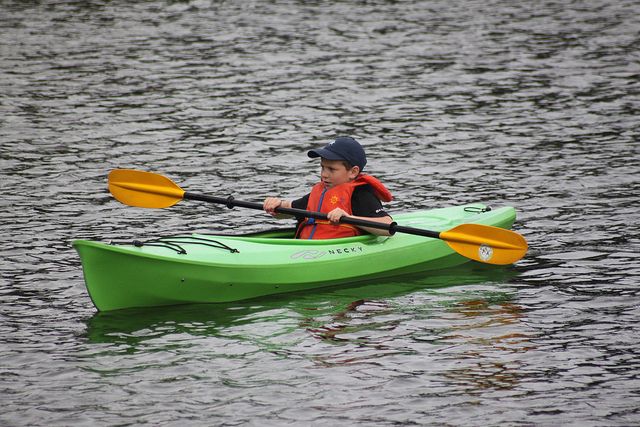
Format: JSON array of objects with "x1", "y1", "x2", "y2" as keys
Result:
[{"x1": 73, "y1": 204, "x2": 517, "y2": 312}]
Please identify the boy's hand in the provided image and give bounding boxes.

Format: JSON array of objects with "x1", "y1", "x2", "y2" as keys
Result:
[
  {"x1": 327, "y1": 208, "x2": 349, "y2": 224},
  {"x1": 263, "y1": 197, "x2": 283, "y2": 216}
]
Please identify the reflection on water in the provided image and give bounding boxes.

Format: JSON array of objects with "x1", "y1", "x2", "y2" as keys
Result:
[
  {"x1": 440, "y1": 299, "x2": 532, "y2": 394},
  {"x1": 2, "y1": 0, "x2": 640, "y2": 425}
]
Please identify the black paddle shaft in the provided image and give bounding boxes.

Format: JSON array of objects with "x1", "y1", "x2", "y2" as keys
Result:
[{"x1": 184, "y1": 191, "x2": 440, "y2": 239}]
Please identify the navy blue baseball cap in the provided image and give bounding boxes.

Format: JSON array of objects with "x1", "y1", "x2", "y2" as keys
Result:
[{"x1": 308, "y1": 137, "x2": 367, "y2": 171}]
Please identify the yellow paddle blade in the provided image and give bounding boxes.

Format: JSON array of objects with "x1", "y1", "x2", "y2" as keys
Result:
[
  {"x1": 440, "y1": 223, "x2": 528, "y2": 265},
  {"x1": 108, "y1": 169, "x2": 185, "y2": 208}
]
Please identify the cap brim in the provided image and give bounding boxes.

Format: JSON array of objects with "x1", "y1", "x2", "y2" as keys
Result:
[{"x1": 307, "y1": 148, "x2": 345, "y2": 161}]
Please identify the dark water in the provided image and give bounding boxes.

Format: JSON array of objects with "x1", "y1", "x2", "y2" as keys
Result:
[{"x1": 2, "y1": 0, "x2": 639, "y2": 425}]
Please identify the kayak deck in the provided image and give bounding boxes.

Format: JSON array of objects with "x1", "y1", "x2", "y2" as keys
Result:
[{"x1": 74, "y1": 205, "x2": 517, "y2": 311}]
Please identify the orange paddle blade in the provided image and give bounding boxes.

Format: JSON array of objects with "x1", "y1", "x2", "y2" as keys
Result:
[
  {"x1": 440, "y1": 223, "x2": 528, "y2": 265},
  {"x1": 108, "y1": 169, "x2": 185, "y2": 208}
]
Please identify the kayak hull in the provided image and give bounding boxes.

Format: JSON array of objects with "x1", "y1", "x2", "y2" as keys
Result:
[{"x1": 74, "y1": 205, "x2": 517, "y2": 311}]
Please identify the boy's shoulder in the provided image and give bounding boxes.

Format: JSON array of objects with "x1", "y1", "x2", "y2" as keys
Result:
[
  {"x1": 351, "y1": 184, "x2": 377, "y2": 201},
  {"x1": 353, "y1": 183, "x2": 373, "y2": 193}
]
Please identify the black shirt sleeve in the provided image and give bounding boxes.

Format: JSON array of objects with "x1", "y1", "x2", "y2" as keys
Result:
[
  {"x1": 351, "y1": 185, "x2": 390, "y2": 218},
  {"x1": 291, "y1": 194, "x2": 309, "y2": 210}
]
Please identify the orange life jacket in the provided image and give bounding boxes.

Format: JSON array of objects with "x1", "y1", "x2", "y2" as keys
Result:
[{"x1": 296, "y1": 174, "x2": 393, "y2": 240}]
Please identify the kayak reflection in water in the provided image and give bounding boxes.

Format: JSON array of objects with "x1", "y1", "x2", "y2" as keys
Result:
[{"x1": 263, "y1": 136, "x2": 394, "y2": 239}]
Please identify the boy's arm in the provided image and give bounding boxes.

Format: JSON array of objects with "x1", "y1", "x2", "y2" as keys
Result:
[
  {"x1": 326, "y1": 209, "x2": 393, "y2": 236},
  {"x1": 263, "y1": 198, "x2": 293, "y2": 218},
  {"x1": 338, "y1": 186, "x2": 392, "y2": 235},
  {"x1": 263, "y1": 194, "x2": 309, "y2": 219},
  {"x1": 351, "y1": 214, "x2": 394, "y2": 236}
]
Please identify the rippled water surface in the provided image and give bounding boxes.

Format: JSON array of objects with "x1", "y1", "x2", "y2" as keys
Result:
[{"x1": 2, "y1": 0, "x2": 639, "y2": 425}]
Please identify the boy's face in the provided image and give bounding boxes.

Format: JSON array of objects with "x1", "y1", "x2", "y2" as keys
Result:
[{"x1": 320, "y1": 158, "x2": 360, "y2": 188}]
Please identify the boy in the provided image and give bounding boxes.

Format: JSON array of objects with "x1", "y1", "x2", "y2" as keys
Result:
[{"x1": 263, "y1": 136, "x2": 393, "y2": 239}]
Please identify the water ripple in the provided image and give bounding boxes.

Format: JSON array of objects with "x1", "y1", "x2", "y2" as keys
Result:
[{"x1": 2, "y1": 0, "x2": 640, "y2": 425}]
